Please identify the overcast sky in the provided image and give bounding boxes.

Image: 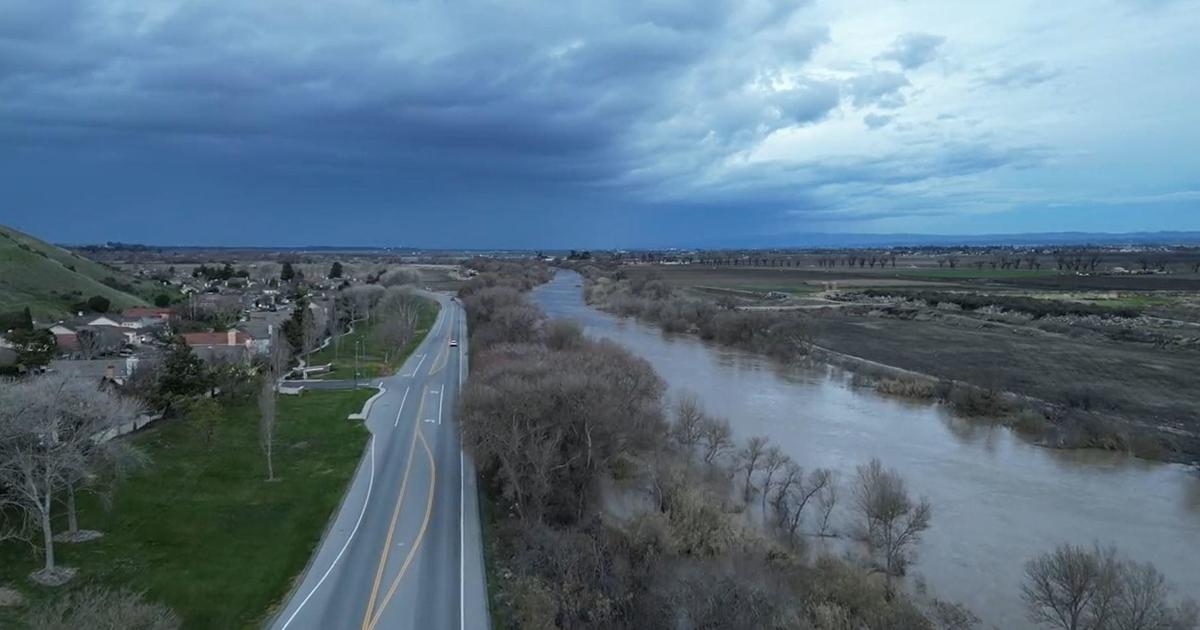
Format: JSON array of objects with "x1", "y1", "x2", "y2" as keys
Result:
[{"x1": 1, "y1": 0, "x2": 1198, "y2": 247}]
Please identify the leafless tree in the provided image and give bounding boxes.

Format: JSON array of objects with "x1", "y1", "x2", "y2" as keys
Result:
[
  {"x1": 735, "y1": 436, "x2": 768, "y2": 502},
  {"x1": 759, "y1": 446, "x2": 788, "y2": 514},
  {"x1": 1112, "y1": 560, "x2": 1198, "y2": 630},
  {"x1": 855, "y1": 458, "x2": 932, "y2": 593},
  {"x1": 1023, "y1": 544, "x2": 1121, "y2": 630},
  {"x1": 75, "y1": 327, "x2": 123, "y2": 359},
  {"x1": 257, "y1": 376, "x2": 277, "y2": 482},
  {"x1": 781, "y1": 467, "x2": 833, "y2": 541},
  {"x1": 771, "y1": 460, "x2": 804, "y2": 514},
  {"x1": 258, "y1": 328, "x2": 290, "y2": 482},
  {"x1": 698, "y1": 415, "x2": 734, "y2": 464},
  {"x1": 815, "y1": 471, "x2": 839, "y2": 537},
  {"x1": 26, "y1": 585, "x2": 180, "y2": 630},
  {"x1": 671, "y1": 393, "x2": 706, "y2": 452},
  {"x1": 1023, "y1": 544, "x2": 1198, "y2": 630},
  {"x1": 0, "y1": 375, "x2": 139, "y2": 579},
  {"x1": 371, "y1": 288, "x2": 421, "y2": 355}
]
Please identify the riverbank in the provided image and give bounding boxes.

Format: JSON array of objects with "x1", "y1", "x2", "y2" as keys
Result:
[
  {"x1": 533, "y1": 269, "x2": 1200, "y2": 629},
  {"x1": 572, "y1": 263, "x2": 1200, "y2": 465},
  {"x1": 0, "y1": 388, "x2": 373, "y2": 629}
]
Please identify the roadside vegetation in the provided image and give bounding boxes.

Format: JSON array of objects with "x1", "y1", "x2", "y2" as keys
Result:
[
  {"x1": 305, "y1": 284, "x2": 438, "y2": 380},
  {"x1": 0, "y1": 386, "x2": 372, "y2": 629},
  {"x1": 459, "y1": 263, "x2": 951, "y2": 628}
]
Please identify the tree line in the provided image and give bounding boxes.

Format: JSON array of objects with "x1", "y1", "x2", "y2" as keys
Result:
[{"x1": 457, "y1": 264, "x2": 951, "y2": 629}]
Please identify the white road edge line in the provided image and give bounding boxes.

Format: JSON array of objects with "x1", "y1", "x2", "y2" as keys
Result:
[
  {"x1": 280, "y1": 437, "x2": 376, "y2": 630},
  {"x1": 460, "y1": 447, "x2": 465, "y2": 630},
  {"x1": 394, "y1": 387, "x2": 411, "y2": 428},
  {"x1": 458, "y1": 301, "x2": 467, "y2": 630}
]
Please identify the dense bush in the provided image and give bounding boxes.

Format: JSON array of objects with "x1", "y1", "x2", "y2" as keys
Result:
[{"x1": 861, "y1": 289, "x2": 1141, "y2": 319}]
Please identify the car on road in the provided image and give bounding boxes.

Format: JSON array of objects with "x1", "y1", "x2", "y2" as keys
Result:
[{"x1": 449, "y1": 339, "x2": 458, "y2": 347}]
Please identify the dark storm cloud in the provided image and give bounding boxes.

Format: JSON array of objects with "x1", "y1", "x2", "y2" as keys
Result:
[{"x1": 5, "y1": 0, "x2": 1188, "y2": 245}]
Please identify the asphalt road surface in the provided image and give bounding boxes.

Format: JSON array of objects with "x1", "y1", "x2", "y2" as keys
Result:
[{"x1": 270, "y1": 294, "x2": 490, "y2": 630}]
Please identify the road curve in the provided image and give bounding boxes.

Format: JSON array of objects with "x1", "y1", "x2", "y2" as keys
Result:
[{"x1": 269, "y1": 294, "x2": 490, "y2": 630}]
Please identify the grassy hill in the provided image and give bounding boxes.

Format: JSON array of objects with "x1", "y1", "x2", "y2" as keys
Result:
[{"x1": 0, "y1": 224, "x2": 163, "y2": 321}]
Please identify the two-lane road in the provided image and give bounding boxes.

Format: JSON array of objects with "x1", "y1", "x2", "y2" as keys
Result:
[{"x1": 270, "y1": 295, "x2": 489, "y2": 630}]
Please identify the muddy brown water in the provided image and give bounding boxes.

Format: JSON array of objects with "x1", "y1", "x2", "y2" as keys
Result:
[{"x1": 532, "y1": 271, "x2": 1200, "y2": 629}]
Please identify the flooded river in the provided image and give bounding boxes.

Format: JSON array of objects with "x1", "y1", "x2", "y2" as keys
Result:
[{"x1": 532, "y1": 271, "x2": 1200, "y2": 628}]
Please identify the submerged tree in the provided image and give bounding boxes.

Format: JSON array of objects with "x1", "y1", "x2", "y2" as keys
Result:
[{"x1": 854, "y1": 458, "x2": 932, "y2": 595}]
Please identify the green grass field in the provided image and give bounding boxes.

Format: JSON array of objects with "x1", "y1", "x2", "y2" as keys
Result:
[
  {"x1": 0, "y1": 224, "x2": 171, "y2": 321},
  {"x1": 0, "y1": 388, "x2": 373, "y2": 629},
  {"x1": 307, "y1": 299, "x2": 439, "y2": 380}
]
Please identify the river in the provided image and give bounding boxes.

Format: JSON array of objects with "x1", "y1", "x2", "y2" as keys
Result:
[{"x1": 531, "y1": 270, "x2": 1200, "y2": 628}]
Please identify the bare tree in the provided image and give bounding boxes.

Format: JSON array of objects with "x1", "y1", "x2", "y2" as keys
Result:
[
  {"x1": 258, "y1": 328, "x2": 290, "y2": 482},
  {"x1": 301, "y1": 305, "x2": 322, "y2": 357},
  {"x1": 1112, "y1": 560, "x2": 1198, "y2": 630},
  {"x1": 257, "y1": 376, "x2": 277, "y2": 482},
  {"x1": 1023, "y1": 544, "x2": 1120, "y2": 630},
  {"x1": 855, "y1": 458, "x2": 932, "y2": 593},
  {"x1": 771, "y1": 460, "x2": 804, "y2": 514},
  {"x1": 671, "y1": 394, "x2": 706, "y2": 452},
  {"x1": 371, "y1": 288, "x2": 421, "y2": 356},
  {"x1": 1023, "y1": 544, "x2": 1198, "y2": 630},
  {"x1": 734, "y1": 436, "x2": 769, "y2": 502},
  {"x1": 782, "y1": 468, "x2": 833, "y2": 541},
  {"x1": 815, "y1": 471, "x2": 839, "y2": 537},
  {"x1": 759, "y1": 446, "x2": 788, "y2": 514},
  {"x1": 0, "y1": 375, "x2": 139, "y2": 581},
  {"x1": 698, "y1": 415, "x2": 734, "y2": 464},
  {"x1": 75, "y1": 327, "x2": 123, "y2": 360}
]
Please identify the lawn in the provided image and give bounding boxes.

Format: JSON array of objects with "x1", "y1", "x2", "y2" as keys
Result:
[
  {"x1": 0, "y1": 388, "x2": 373, "y2": 629},
  {"x1": 306, "y1": 298, "x2": 439, "y2": 381}
]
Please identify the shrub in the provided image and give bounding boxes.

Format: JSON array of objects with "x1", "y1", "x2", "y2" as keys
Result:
[
  {"x1": 875, "y1": 377, "x2": 938, "y2": 400},
  {"x1": 946, "y1": 385, "x2": 1008, "y2": 417}
]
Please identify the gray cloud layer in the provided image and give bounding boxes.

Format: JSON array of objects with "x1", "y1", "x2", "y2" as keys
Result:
[{"x1": 0, "y1": 0, "x2": 1195, "y2": 245}]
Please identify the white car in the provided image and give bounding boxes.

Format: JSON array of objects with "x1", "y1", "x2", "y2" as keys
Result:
[{"x1": 449, "y1": 339, "x2": 458, "y2": 347}]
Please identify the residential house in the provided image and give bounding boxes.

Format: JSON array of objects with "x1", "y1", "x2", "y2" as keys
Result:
[
  {"x1": 182, "y1": 329, "x2": 257, "y2": 363},
  {"x1": 50, "y1": 356, "x2": 141, "y2": 385}
]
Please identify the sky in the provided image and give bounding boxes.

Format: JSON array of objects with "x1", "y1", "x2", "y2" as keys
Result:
[{"x1": 1, "y1": 0, "x2": 1198, "y2": 248}]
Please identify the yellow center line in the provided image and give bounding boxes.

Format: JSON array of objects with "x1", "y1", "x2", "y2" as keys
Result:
[
  {"x1": 366, "y1": 427, "x2": 438, "y2": 630},
  {"x1": 359, "y1": 387, "x2": 428, "y2": 630}
]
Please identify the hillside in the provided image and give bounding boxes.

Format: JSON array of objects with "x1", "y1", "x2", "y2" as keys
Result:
[{"x1": 0, "y1": 224, "x2": 159, "y2": 321}]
